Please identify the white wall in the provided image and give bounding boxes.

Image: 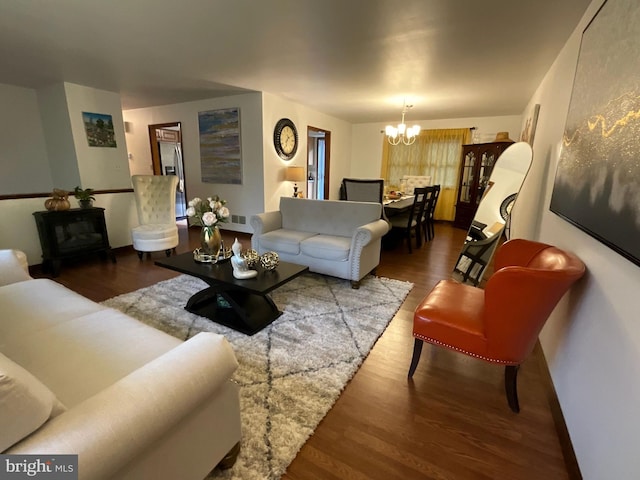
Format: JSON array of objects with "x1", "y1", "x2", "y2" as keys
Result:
[
  {"x1": 0, "y1": 83, "x2": 138, "y2": 263},
  {"x1": 37, "y1": 83, "x2": 80, "y2": 189},
  {"x1": 0, "y1": 193, "x2": 137, "y2": 264},
  {"x1": 123, "y1": 92, "x2": 353, "y2": 232},
  {"x1": 64, "y1": 83, "x2": 131, "y2": 189},
  {"x1": 123, "y1": 93, "x2": 265, "y2": 234},
  {"x1": 262, "y1": 92, "x2": 353, "y2": 209},
  {"x1": 350, "y1": 115, "x2": 522, "y2": 178},
  {"x1": 0, "y1": 84, "x2": 52, "y2": 194},
  {"x1": 515, "y1": 1, "x2": 639, "y2": 478}
]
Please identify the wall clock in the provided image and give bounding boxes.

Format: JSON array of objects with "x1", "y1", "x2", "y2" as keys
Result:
[{"x1": 273, "y1": 118, "x2": 298, "y2": 160}]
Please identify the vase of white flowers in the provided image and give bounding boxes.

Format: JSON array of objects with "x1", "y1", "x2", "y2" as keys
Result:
[{"x1": 186, "y1": 196, "x2": 230, "y2": 257}]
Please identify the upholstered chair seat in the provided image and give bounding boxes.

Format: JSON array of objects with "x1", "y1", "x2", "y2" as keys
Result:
[
  {"x1": 131, "y1": 175, "x2": 179, "y2": 259},
  {"x1": 132, "y1": 223, "x2": 179, "y2": 244},
  {"x1": 408, "y1": 238, "x2": 586, "y2": 412}
]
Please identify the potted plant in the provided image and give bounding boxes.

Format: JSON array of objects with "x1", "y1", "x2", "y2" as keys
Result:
[{"x1": 73, "y1": 186, "x2": 96, "y2": 208}]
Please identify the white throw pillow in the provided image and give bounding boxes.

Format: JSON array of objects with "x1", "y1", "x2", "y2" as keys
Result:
[{"x1": 0, "y1": 353, "x2": 57, "y2": 452}]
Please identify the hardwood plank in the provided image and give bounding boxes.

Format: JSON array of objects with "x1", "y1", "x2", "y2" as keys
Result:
[{"x1": 30, "y1": 221, "x2": 575, "y2": 479}]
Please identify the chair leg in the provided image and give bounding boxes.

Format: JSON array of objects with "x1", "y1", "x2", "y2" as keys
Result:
[
  {"x1": 136, "y1": 251, "x2": 143, "y2": 260},
  {"x1": 165, "y1": 249, "x2": 172, "y2": 257},
  {"x1": 408, "y1": 338, "x2": 424, "y2": 377},
  {"x1": 505, "y1": 365, "x2": 520, "y2": 413}
]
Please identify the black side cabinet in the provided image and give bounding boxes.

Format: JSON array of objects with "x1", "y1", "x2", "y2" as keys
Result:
[{"x1": 33, "y1": 207, "x2": 116, "y2": 276}]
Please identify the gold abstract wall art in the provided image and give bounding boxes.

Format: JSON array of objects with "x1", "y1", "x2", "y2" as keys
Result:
[{"x1": 550, "y1": 0, "x2": 640, "y2": 266}]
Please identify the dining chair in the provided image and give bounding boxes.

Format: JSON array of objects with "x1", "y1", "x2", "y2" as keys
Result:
[
  {"x1": 422, "y1": 184, "x2": 440, "y2": 242},
  {"x1": 408, "y1": 238, "x2": 586, "y2": 412},
  {"x1": 341, "y1": 177, "x2": 389, "y2": 224},
  {"x1": 389, "y1": 187, "x2": 431, "y2": 253},
  {"x1": 341, "y1": 178, "x2": 385, "y2": 203},
  {"x1": 402, "y1": 175, "x2": 432, "y2": 193},
  {"x1": 131, "y1": 175, "x2": 179, "y2": 259}
]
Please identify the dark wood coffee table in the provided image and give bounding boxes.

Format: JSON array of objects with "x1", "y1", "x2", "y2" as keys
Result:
[{"x1": 155, "y1": 253, "x2": 308, "y2": 335}]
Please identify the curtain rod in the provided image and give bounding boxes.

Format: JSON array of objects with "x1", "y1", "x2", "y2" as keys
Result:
[{"x1": 380, "y1": 126, "x2": 477, "y2": 133}]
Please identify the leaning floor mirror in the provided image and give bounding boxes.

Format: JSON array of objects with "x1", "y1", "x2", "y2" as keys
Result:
[{"x1": 452, "y1": 142, "x2": 533, "y2": 286}]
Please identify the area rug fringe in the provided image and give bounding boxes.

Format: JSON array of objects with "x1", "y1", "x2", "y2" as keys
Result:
[{"x1": 102, "y1": 273, "x2": 413, "y2": 480}]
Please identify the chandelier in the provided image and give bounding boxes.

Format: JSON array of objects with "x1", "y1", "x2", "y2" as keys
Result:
[{"x1": 385, "y1": 102, "x2": 421, "y2": 145}]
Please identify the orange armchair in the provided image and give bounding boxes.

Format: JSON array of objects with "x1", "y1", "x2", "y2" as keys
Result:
[{"x1": 408, "y1": 238, "x2": 586, "y2": 412}]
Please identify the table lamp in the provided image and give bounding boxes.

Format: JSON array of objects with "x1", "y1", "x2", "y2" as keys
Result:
[{"x1": 285, "y1": 166, "x2": 305, "y2": 197}]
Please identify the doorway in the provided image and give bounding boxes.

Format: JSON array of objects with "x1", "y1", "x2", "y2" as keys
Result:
[
  {"x1": 148, "y1": 122, "x2": 187, "y2": 218},
  {"x1": 307, "y1": 127, "x2": 331, "y2": 199}
]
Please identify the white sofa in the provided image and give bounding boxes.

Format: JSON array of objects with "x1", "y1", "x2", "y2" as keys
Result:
[
  {"x1": 250, "y1": 197, "x2": 390, "y2": 288},
  {"x1": 0, "y1": 249, "x2": 241, "y2": 480}
]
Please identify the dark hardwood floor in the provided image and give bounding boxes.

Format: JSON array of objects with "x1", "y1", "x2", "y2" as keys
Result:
[{"x1": 31, "y1": 221, "x2": 573, "y2": 480}]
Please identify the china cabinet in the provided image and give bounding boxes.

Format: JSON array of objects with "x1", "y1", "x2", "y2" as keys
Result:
[{"x1": 453, "y1": 141, "x2": 513, "y2": 229}]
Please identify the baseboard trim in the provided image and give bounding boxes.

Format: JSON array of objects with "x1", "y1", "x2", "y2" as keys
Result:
[{"x1": 534, "y1": 342, "x2": 582, "y2": 480}]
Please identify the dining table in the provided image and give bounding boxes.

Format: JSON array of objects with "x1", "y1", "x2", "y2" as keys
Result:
[{"x1": 383, "y1": 195, "x2": 414, "y2": 218}]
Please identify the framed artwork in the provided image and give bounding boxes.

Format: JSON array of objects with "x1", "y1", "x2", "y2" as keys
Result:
[
  {"x1": 550, "y1": 0, "x2": 640, "y2": 267},
  {"x1": 519, "y1": 104, "x2": 540, "y2": 145},
  {"x1": 198, "y1": 107, "x2": 242, "y2": 184},
  {"x1": 82, "y1": 112, "x2": 117, "y2": 147}
]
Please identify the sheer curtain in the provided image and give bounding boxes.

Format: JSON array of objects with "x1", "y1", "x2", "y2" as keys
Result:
[{"x1": 381, "y1": 128, "x2": 471, "y2": 221}]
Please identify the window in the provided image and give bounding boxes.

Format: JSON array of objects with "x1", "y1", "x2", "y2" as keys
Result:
[{"x1": 381, "y1": 128, "x2": 471, "y2": 220}]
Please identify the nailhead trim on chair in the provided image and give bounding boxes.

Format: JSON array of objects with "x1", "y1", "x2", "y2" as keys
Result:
[{"x1": 413, "y1": 333, "x2": 518, "y2": 365}]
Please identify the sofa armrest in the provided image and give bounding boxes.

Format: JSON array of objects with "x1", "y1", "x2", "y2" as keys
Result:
[
  {"x1": 7, "y1": 332, "x2": 239, "y2": 479},
  {"x1": 352, "y1": 219, "x2": 390, "y2": 248},
  {"x1": 0, "y1": 250, "x2": 32, "y2": 286},
  {"x1": 250, "y1": 211, "x2": 282, "y2": 250}
]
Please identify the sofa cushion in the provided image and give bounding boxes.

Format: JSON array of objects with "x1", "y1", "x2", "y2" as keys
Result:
[
  {"x1": 0, "y1": 352, "x2": 57, "y2": 452},
  {"x1": 0, "y1": 279, "x2": 106, "y2": 345},
  {"x1": 2, "y1": 307, "x2": 181, "y2": 408},
  {"x1": 259, "y1": 229, "x2": 316, "y2": 255},
  {"x1": 300, "y1": 235, "x2": 351, "y2": 261}
]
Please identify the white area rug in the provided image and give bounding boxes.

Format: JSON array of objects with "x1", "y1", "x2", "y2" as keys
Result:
[{"x1": 102, "y1": 273, "x2": 413, "y2": 479}]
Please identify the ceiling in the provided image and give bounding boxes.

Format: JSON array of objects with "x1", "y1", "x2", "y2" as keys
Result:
[{"x1": 0, "y1": 0, "x2": 592, "y2": 124}]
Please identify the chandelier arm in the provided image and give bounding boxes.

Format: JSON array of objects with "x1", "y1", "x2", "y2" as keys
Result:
[{"x1": 386, "y1": 102, "x2": 420, "y2": 146}]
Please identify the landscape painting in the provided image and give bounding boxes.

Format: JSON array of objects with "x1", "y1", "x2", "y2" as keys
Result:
[
  {"x1": 550, "y1": 0, "x2": 640, "y2": 267},
  {"x1": 82, "y1": 112, "x2": 117, "y2": 147},
  {"x1": 198, "y1": 108, "x2": 242, "y2": 184}
]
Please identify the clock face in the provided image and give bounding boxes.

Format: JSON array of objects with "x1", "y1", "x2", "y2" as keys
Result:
[
  {"x1": 274, "y1": 118, "x2": 298, "y2": 160},
  {"x1": 281, "y1": 126, "x2": 295, "y2": 154}
]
